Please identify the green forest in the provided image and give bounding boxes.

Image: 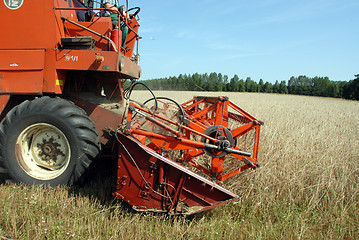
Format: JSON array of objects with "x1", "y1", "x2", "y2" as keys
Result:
[{"x1": 136, "y1": 73, "x2": 359, "y2": 100}]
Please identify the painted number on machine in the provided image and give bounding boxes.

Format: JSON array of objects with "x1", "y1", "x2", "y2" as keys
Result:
[
  {"x1": 65, "y1": 55, "x2": 79, "y2": 62},
  {"x1": 4, "y1": 0, "x2": 24, "y2": 10}
]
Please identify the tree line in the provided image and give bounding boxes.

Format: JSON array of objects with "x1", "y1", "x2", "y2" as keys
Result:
[{"x1": 136, "y1": 73, "x2": 359, "y2": 100}]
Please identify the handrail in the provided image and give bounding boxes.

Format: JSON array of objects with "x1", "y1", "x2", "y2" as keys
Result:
[
  {"x1": 56, "y1": 4, "x2": 140, "y2": 59},
  {"x1": 55, "y1": 6, "x2": 140, "y2": 39},
  {"x1": 60, "y1": 16, "x2": 118, "y2": 52}
]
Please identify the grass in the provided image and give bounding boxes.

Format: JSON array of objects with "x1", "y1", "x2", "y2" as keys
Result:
[{"x1": 1, "y1": 92, "x2": 358, "y2": 239}]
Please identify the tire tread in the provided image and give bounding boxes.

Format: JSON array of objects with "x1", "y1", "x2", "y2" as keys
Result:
[{"x1": 0, "y1": 97, "x2": 101, "y2": 185}]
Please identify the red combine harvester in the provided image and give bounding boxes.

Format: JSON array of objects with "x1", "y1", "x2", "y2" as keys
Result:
[{"x1": 0, "y1": 0, "x2": 263, "y2": 215}]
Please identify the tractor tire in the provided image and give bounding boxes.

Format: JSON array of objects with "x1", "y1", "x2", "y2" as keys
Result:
[{"x1": 0, "y1": 97, "x2": 101, "y2": 186}]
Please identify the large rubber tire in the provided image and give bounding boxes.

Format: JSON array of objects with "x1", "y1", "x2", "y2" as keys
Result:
[{"x1": 0, "y1": 97, "x2": 101, "y2": 186}]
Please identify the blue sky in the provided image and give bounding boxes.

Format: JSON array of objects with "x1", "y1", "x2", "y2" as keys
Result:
[{"x1": 132, "y1": 0, "x2": 358, "y2": 83}]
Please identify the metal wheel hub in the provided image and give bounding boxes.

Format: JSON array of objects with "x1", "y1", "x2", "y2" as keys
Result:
[
  {"x1": 37, "y1": 137, "x2": 65, "y2": 163},
  {"x1": 16, "y1": 123, "x2": 71, "y2": 180},
  {"x1": 201, "y1": 125, "x2": 234, "y2": 158}
]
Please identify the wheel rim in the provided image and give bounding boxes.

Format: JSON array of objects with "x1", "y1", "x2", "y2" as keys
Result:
[
  {"x1": 16, "y1": 123, "x2": 71, "y2": 180},
  {"x1": 201, "y1": 125, "x2": 234, "y2": 158}
]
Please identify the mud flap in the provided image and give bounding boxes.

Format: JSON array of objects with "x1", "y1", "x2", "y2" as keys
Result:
[{"x1": 114, "y1": 132, "x2": 238, "y2": 215}]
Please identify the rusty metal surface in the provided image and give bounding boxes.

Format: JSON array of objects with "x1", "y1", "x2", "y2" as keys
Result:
[
  {"x1": 115, "y1": 132, "x2": 238, "y2": 215},
  {"x1": 70, "y1": 96, "x2": 124, "y2": 145}
]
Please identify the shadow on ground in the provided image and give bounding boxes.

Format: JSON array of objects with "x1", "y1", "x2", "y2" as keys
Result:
[
  {"x1": 69, "y1": 155, "x2": 121, "y2": 206},
  {"x1": 0, "y1": 173, "x2": 7, "y2": 184},
  {"x1": 0, "y1": 156, "x2": 121, "y2": 207},
  {"x1": 0, "y1": 157, "x2": 211, "y2": 219}
]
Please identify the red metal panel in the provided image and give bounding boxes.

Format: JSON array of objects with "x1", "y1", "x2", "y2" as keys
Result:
[
  {"x1": 0, "y1": 71, "x2": 43, "y2": 93},
  {"x1": 0, "y1": 50, "x2": 44, "y2": 93},
  {"x1": 0, "y1": 50, "x2": 44, "y2": 70},
  {"x1": 56, "y1": 49, "x2": 140, "y2": 79},
  {"x1": 115, "y1": 133, "x2": 237, "y2": 215},
  {"x1": 53, "y1": 70, "x2": 67, "y2": 94},
  {"x1": 70, "y1": 98, "x2": 124, "y2": 145},
  {"x1": 42, "y1": 49, "x2": 59, "y2": 94},
  {"x1": 0, "y1": 0, "x2": 57, "y2": 50},
  {"x1": 125, "y1": 18, "x2": 140, "y2": 58},
  {"x1": 56, "y1": 49, "x2": 120, "y2": 72}
]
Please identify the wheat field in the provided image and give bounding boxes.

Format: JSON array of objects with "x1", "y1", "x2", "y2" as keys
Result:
[{"x1": 1, "y1": 91, "x2": 358, "y2": 239}]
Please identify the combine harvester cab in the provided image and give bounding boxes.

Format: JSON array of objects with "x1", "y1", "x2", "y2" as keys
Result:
[{"x1": 0, "y1": 0, "x2": 263, "y2": 215}]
